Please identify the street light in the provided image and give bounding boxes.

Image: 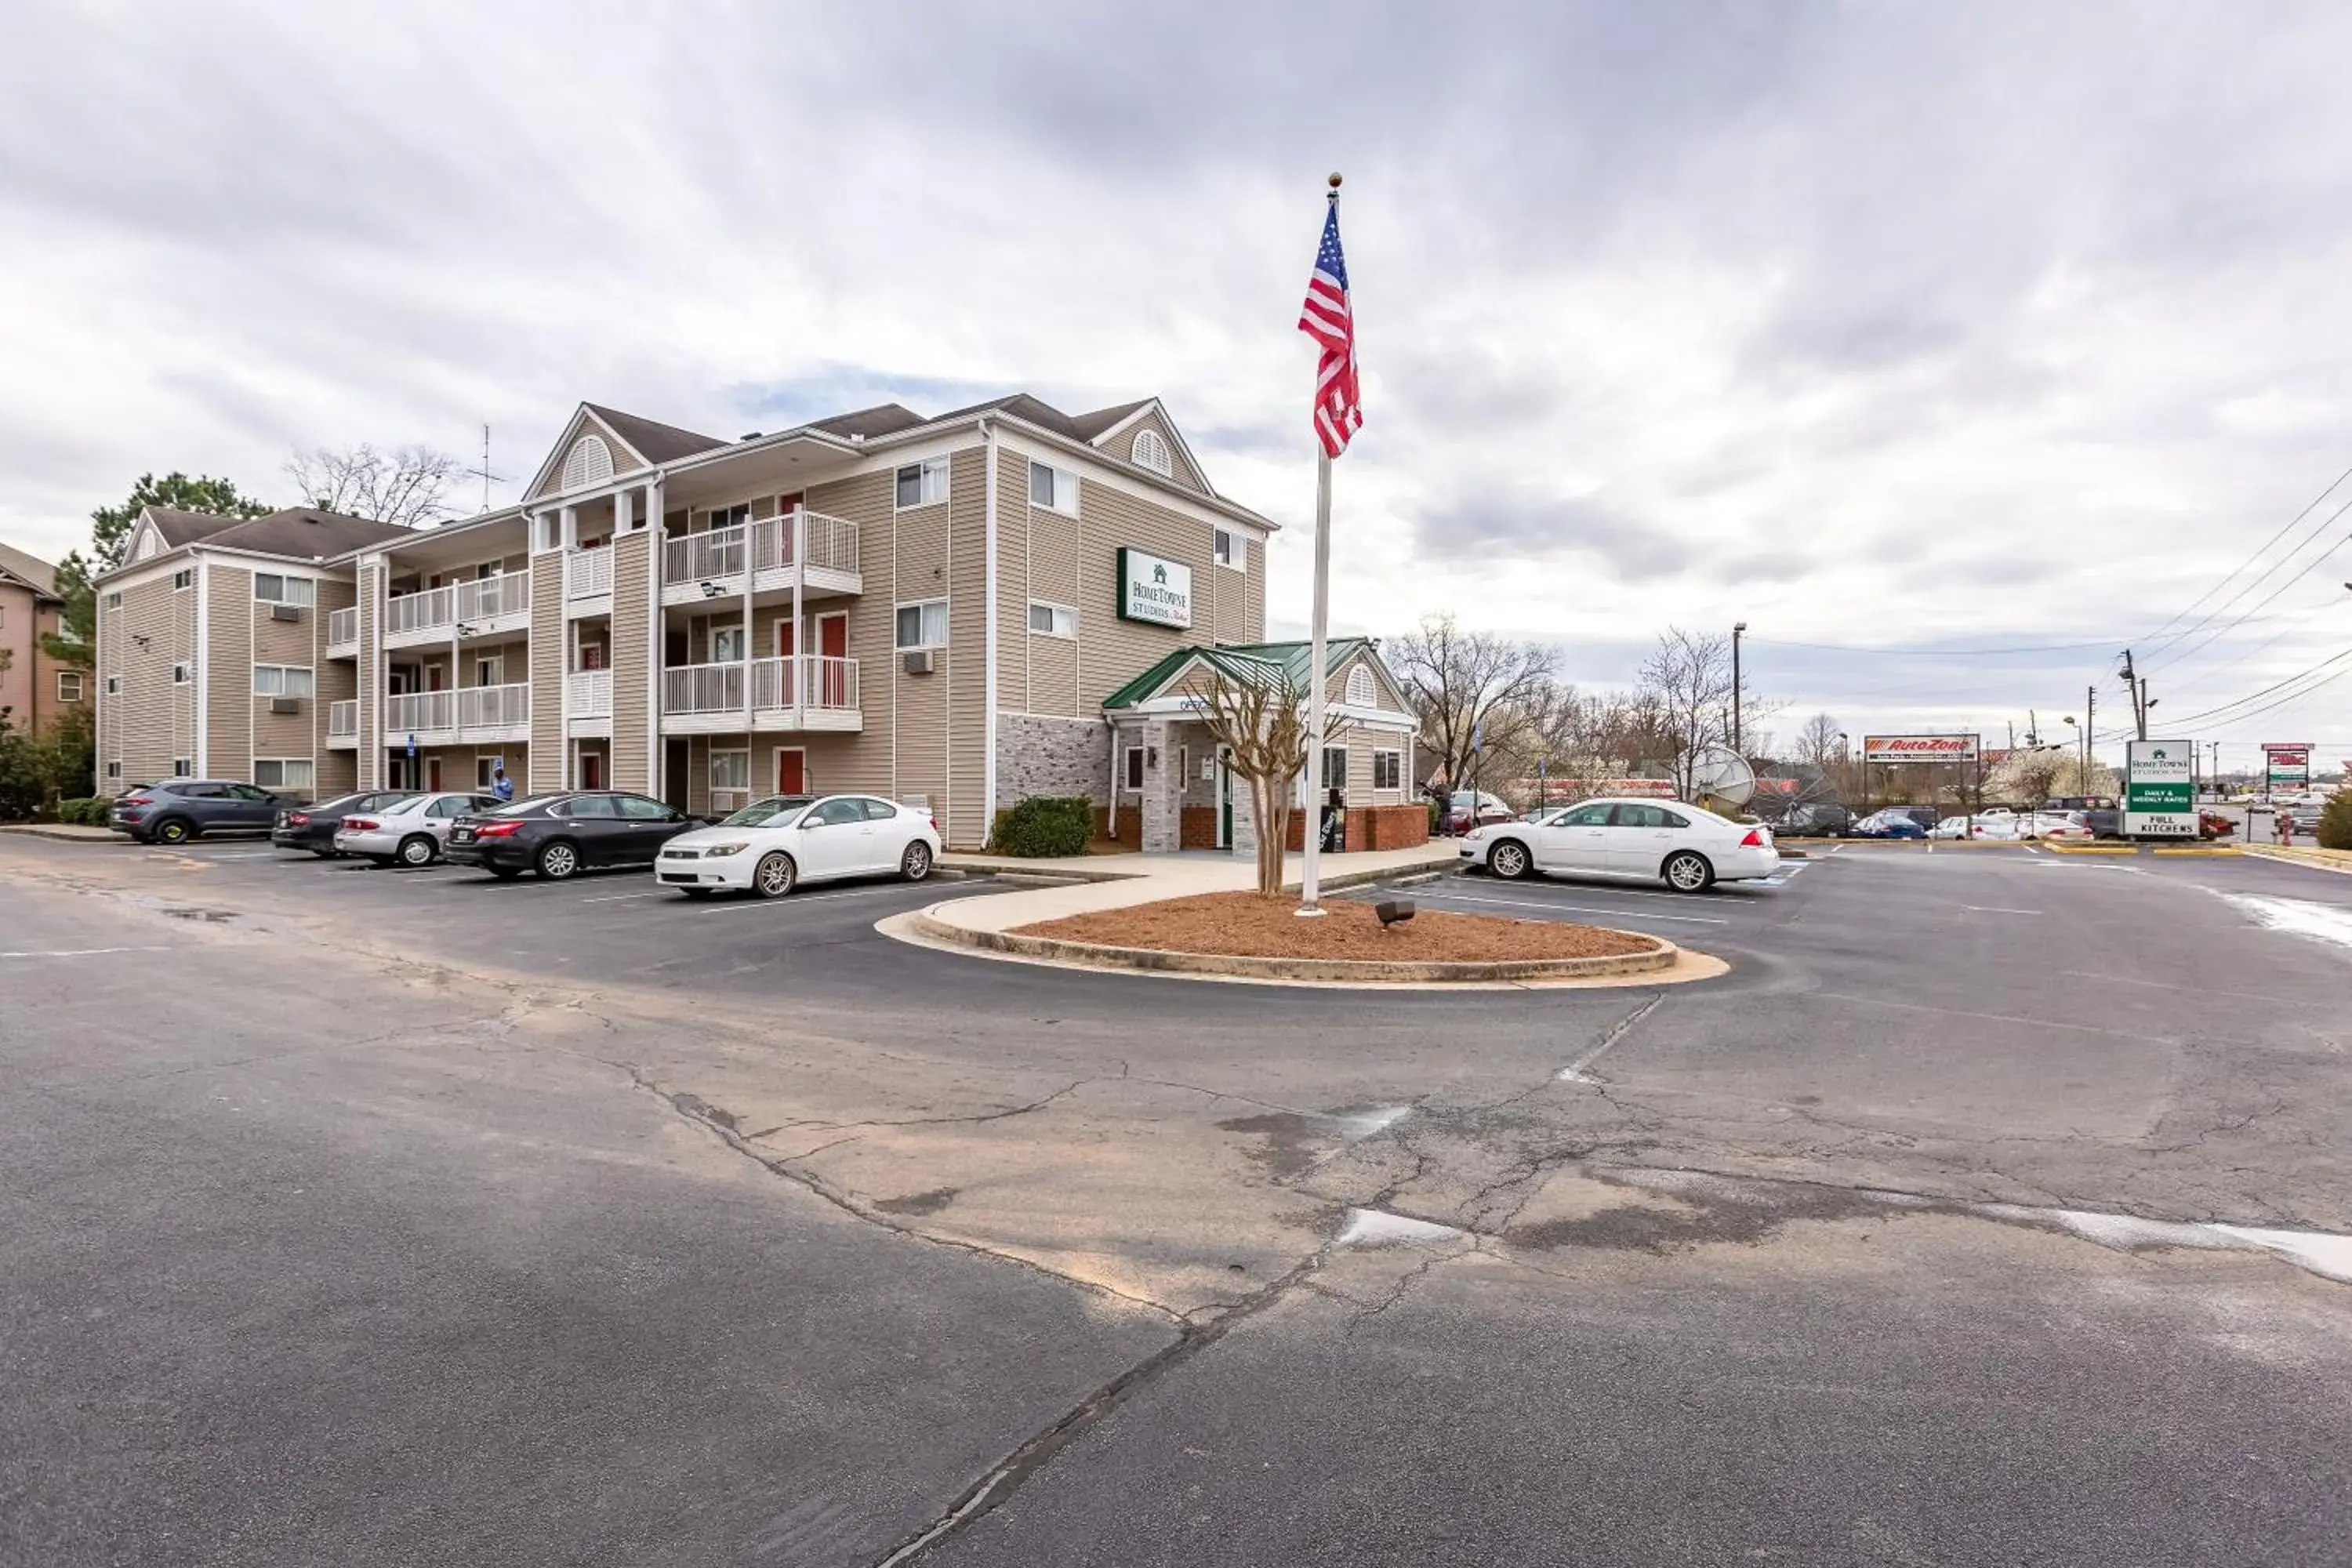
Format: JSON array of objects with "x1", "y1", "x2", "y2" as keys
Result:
[
  {"x1": 1731, "y1": 622, "x2": 1748, "y2": 754},
  {"x1": 2062, "y1": 714, "x2": 2082, "y2": 786}
]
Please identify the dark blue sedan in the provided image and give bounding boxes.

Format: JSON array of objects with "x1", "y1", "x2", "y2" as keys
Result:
[{"x1": 1850, "y1": 811, "x2": 1929, "y2": 839}]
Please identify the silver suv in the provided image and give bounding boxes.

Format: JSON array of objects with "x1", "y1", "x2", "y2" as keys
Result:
[{"x1": 108, "y1": 780, "x2": 298, "y2": 844}]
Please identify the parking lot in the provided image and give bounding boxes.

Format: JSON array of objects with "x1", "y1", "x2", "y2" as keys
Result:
[{"x1": 6, "y1": 829, "x2": 2352, "y2": 1566}]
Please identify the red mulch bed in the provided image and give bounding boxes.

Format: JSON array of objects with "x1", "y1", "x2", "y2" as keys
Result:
[{"x1": 1014, "y1": 891, "x2": 1654, "y2": 962}]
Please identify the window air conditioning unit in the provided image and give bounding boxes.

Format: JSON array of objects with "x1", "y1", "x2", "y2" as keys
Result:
[
  {"x1": 269, "y1": 696, "x2": 302, "y2": 715},
  {"x1": 270, "y1": 604, "x2": 303, "y2": 622},
  {"x1": 902, "y1": 650, "x2": 935, "y2": 676}
]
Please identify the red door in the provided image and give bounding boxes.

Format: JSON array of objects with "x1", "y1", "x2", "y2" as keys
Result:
[
  {"x1": 581, "y1": 752, "x2": 604, "y2": 790},
  {"x1": 775, "y1": 493, "x2": 804, "y2": 561},
  {"x1": 777, "y1": 750, "x2": 806, "y2": 795},
  {"x1": 818, "y1": 613, "x2": 848, "y2": 707},
  {"x1": 426, "y1": 664, "x2": 446, "y2": 692},
  {"x1": 427, "y1": 757, "x2": 442, "y2": 792}
]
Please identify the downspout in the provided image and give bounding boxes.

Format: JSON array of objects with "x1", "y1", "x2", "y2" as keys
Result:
[
  {"x1": 982, "y1": 416, "x2": 1000, "y2": 839},
  {"x1": 193, "y1": 553, "x2": 209, "y2": 777},
  {"x1": 648, "y1": 475, "x2": 664, "y2": 802}
]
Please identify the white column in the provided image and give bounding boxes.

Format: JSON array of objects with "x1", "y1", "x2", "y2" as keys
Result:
[
  {"x1": 982, "y1": 417, "x2": 1000, "y2": 832},
  {"x1": 791, "y1": 504, "x2": 805, "y2": 728},
  {"x1": 646, "y1": 478, "x2": 664, "y2": 800}
]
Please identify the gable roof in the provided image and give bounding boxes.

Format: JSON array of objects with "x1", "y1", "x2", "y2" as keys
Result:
[
  {"x1": 1102, "y1": 637, "x2": 1379, "y2": 710},
  {"x1": 808, "y1": 404, "x2": 927, "y2": 440},
  {"x1": 0, "y1": 541, "x2": 59, "y2": 597},
  {"x1": 579, "y1": 404, "x2": 728, "y2": 465},
  {"x1": 146, "y1": 506, "x2": 249, "y2": 548}
]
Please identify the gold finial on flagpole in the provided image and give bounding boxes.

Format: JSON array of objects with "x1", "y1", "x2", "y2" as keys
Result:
[{"x1": 1328, "y1": 172, "x2": 1343, "y2": 200}]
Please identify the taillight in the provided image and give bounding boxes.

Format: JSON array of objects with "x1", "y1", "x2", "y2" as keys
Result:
[
  {"x1": 1740, "y1": 829, "x2": 1765, "y2": 848},
  {"x1": 122, "y1": 795, "x2": 152, "y2": 808},
  {"x1": 474, "y1": 821, "x2": 523, "y2": 838},
  {"x1": 288, "y1": 812, "x2": 310, "y2": 826},
  {"x1": 343, "y1": 818, "x2": 377, "y2": 832}
]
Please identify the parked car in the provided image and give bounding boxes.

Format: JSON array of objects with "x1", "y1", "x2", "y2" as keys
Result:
[
  {"x1": 445, "y1": 791, "x2": 702, "y2": 880},
  {"x1": 2041, "y1": 796, "x2": 2123, "y2": 839},
  {"x1": 1445, "y1": 789, "x2": 1515, "y2": 833},
  {"x1": 2021, "y1": 810, "x2": 2095, "y2": 842},
  {"x1": 108, "y1": 779, "x2": 299, "y2": 844},
  {"x1": 1926, "y1": 815, "x2": 1973, "y2": 840},
  {"x1": 1459, "y1": 797, "x2": 1779, "y2": 892},
  {"x1": 273, "y1": 790, "x2": 421, "y2": 856},
  {"x1": 1769, "y1": 804, "x2": 1852, "y2": 838},
  {"x1": 655, "y1": 793, "x2": 942, "y2": 898},
  {"x1": 1849, "y1": 810, "x2": 1928, "y2": 840},
  {"x1": 333, "y1": 791, "x2": 507, "y2": 868}
]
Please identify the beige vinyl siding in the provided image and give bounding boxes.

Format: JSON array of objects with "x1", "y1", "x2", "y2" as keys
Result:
[
  {"x1": 610, "y1": 533, "x2": 651, "y2": 792},
  {"x1": 1014, "y1": 456, "x2": 1084, "y2": 718},
  {"x1": 205, "y1": 564, "x2": 253, "y2": 782},
  {"x1": 1214, "y1": 535, "x2": 1265, "y2": 645},
  {"x1": 316, "y1": 579, "x2": 358, "y2": 780},
  {"x1": 1109, "y1": 408, "x2": 1210, "y2": 494},
  {"x1": 249, "y1": 573, "x2": 321, "y2": 771},
  {"x1": 801, "y1": 468, "x2": 897, "y2": 799},
  {"x1": 995, "y1": 444, "x2": 1029, "y2": 731},
  {"x1": 946, "y1": 445, "x2": 989, "y2": 847},
  {"x1": 528, "y1": 554, "x2": 564, "y2": 791},
  {"x1": 864, "y1": 460, "x2": 952, "y2": 829},
  {"x1": 102, "y1": 572, "x2": 194, "y2": 789},
  {"x1": 356, "y1": 562, "x2": 380, "y2": 788},
  {"x1": 1071, "y1": 480, "x2": 1221, "y2": 712}
]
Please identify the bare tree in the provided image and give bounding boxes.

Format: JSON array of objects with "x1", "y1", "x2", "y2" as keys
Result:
[
  {"x1": 1388, "y1": 613, "x2": 1558, "y2": 791},
  {"x1": 1795, "y1": 713, "x2": 1843, "y2": 770},
  {"x1": 1182, "y1": 659, "x2": 1343, "y2": 896},
  {"x1": 1636, "y1": 627, "x2": 1735, "y2": 798},
  {"x1": 285, "y1": 443, "x2": 464, "y2": 529}
]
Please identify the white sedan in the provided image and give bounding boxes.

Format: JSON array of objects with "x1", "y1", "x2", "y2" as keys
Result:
[
  {"x1": 334, "y1": 789, "x2": 507, "y2": 867},
  {"x1": 655, "y1": 792, "x2": 940, "y2": 898},
  {"x1": 1460, "y1": 797, "x2": 1780, "y2": 891}
]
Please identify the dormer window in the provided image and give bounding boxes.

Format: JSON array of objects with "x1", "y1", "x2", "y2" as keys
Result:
[
  {"x1": 561, "y1": 434, "x2": 614, "y2": 491},
  {"x1": 1131, "y1": 427, "x2": 1173, "y2": 477}
]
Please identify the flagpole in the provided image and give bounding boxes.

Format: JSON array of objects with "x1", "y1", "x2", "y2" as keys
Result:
[{"x1": 1298, "y1": 173, "x2": 1341, "y2": 917}]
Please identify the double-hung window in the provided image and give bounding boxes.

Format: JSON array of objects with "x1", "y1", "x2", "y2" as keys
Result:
[
  {"x1": 895, "y1": 459, "x2": 949, "y2": 509},
  {"x1": 1373, "y1": 750, "x2": 1403, "y2": 791},
  {"x1": 253, "y1": 759, "x2": 314, "y2": 791},
  {"x1": 253, "y1": 574, "x2": 314, "y2": 606},
  {"x1": 57, "y1": 671, "x2": 83, "y2": 702},
  {"x1": 895, "y1": 600, "x2": 949, "y2": 650},
  {"x1": 1029, "y1": 461, "x2": 1079, "y2": 515},
  {"x1": 710, "y1": 750, "x2": 750, "y2": 794},
  {"x1": 172, "y1": 568, "x2": 192, "y2": 591},
  {"x1": 1213, "y1": 527, "x2": 1243, "y2": 571},
  {"x1": 1321, "y1": 746, "x2": 1349, "y2": 791},
  {"x1": 103, "y1": 590, "x2": 122, "y2": 611},
  {"x1": 710, "y1": 626, "x2": 746, "y2": 663},
  {"x1": 1026, "y1": 601, "x2": 1076, "y2": 638},
  {"x1": 1123, "y1": 746, "x2": 1145, "y2": 791},
  {"x1": 253, "y1": 665, "x2": 315, "y2": 698}
]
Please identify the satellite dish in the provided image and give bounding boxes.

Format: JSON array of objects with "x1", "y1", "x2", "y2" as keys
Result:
[{"x1": 1682, "y1": 745, "x2": 1755, "y2": 808}]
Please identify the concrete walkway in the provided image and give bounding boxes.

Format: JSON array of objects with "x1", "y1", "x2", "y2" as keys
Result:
[
  {"x1": 0, "y1": 823, "x2": 120, "y2": 843},
  {"x1": 928, "y1": 843, "x2": 1460, "y2": 935}
]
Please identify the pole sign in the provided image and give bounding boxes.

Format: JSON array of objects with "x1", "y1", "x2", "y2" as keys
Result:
[
  {"x1": 1115, "y1": 548, "x2": 1192, "y2": 629},
  {"x1": 1862, "y1": 734, "x2": 1980, "y2": 764},
  {"x1": 2263, "y1": 743, "x2": 2311, "y2": 793},
  {"x1": 2125, "y1": 739, "x2": 2197, "y2": 837}
]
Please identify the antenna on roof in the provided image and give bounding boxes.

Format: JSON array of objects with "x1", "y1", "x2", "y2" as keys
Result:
[{"x1": 461, "y1": 423, "x2": 507, "y2": 514}]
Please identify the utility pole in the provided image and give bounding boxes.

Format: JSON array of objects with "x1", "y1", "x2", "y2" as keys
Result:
[
  {"x1": 2085, "y1": 684, "x2": 2096, "y2": 782},
  {"x1": 1731, "y1": 622, "x2": 1747, "y2": 755},
  {"x1": 2119, "y1": 650, "x2": 2147, "y2": 740}
]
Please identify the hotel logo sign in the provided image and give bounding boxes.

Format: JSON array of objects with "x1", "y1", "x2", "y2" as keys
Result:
[{"x1": 1116, "y1": 548, "x2": 1192, "y2": 630}]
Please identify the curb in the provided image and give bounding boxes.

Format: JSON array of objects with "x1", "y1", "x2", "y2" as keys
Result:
[
  {"x1": 2153, "y1": 845, "x2": 2241, "y2": 857},
  {"x1": 2241, "y1": 845, "x2": 2352, "y2": 876},
  {"x1": 2042, "y1": 844, "x2": 2138, "y2": 855},
  {"x1": 905, "y1": 910, "x2": 1678, "y2": 985},
  {"x1": 0, "y1": 825, "x2": 127, "y2": 844}
]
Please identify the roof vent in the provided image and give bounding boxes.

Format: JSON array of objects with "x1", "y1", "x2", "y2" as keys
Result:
[
  {"x1": 848, "y1": 433, "x2": 865, "y2": 444},
  {"x1": 741, "y1": 431, "x2": 762, "y2": 440}
]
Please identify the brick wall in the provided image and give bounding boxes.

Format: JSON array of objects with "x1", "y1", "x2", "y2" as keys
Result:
[{"x1": 1283, "y1": 803, "x2": 1430, "y2": 852}]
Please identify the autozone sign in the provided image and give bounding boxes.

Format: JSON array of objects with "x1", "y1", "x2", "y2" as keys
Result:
[
  {"x1": 2263, "y1": 743, "x2": 2311, "y2": 786},
  {"x1": 1863, "y1": 734, "x2": 1980, "y2": 764}
]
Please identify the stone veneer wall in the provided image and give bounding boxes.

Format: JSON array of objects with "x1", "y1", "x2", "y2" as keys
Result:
[{"x1": 996, "y1": 712, "x2": 1112, "y2": 808}]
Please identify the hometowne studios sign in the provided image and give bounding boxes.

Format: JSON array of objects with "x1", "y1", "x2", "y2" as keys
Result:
[{"x1": 1116, "y1": 547, "x2": 1192, "y2": 630}]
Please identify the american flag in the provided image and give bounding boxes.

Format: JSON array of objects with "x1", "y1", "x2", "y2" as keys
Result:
[{"x1": 1298, "y1": 202, "x2": 1361, "y2": 458}]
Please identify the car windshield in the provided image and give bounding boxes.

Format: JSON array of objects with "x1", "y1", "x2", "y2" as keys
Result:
[
  {"x1": 720, "y1": 795, "x2": 817, "y2": 828},
  {"x1": 484, "y1": 793, "x2": 561, "y2": 816}
]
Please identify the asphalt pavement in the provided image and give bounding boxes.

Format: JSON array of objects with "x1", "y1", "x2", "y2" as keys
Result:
[{"x1": 3, "y1": 833, "x2": 2349, "y2": 1565}]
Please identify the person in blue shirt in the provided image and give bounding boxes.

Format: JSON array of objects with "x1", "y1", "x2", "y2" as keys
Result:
[{"x1": 492, "y1": 765, "x2": 515, "y2": 803}]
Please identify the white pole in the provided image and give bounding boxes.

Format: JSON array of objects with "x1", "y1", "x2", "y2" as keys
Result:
[{"x1": 1298, "y1": 448, "x2": 1333, "y2": 913}]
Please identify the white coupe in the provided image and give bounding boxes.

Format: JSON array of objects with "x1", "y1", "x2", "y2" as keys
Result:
[
  {"x1": 655, "y1": 793, "x2": 940, "y2": 898},
  {"x1": 1460, "y1": 797, "x2": 1780, "y2": 891}
]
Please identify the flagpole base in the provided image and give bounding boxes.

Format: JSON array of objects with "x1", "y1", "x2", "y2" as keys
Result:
[{"x1": 1294, "y1": 904, "x2": 1327, "y2": 918}]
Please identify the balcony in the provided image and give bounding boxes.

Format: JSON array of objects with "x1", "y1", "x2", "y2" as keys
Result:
[
  {"x1": 383, "y1": 571, "x2": 532, "y2": 649},
  {"x1": 383, "y1": 682, "x2": 531, "y2": 747},
  {"x1": 564, "y1": 546, "x2": 614, "y2": 611},
  {"x1": 566, "y1": 668, "x2": 612, "y2": 739},
  {"x1": 660, "y1": 511, "x2": 860, "y2": 607},
  {"x1": 327, "y1": 699, "x2": 359, "y2": 748},
  {"x1": 326, "y1": 607, "x2": 360, "y2": 658},
  {"x1": 659, "y1": 655, "x2": 862, "y2": 735}
]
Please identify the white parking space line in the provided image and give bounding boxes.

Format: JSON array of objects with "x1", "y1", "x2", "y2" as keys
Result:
[
  {"x1": 697, "y1": 882, "x2": 951, "y2": 911},
  {"x1": 1961, "y1": 906, "x2": 2042, "y2": 915},
  {"x1": 1, "y1": 946, "x2": 175, "y2": 960},
  {"x1": 1406, "y1": 888, "x2": 1730, "y2": 925},
  {"x1": 578, "y1": 891, "x2": 669, "y2": 904}
]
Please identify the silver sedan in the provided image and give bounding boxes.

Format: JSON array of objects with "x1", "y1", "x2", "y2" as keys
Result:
[{"x1": 335, "y1": 791, "x2": 507, "y2": 868}]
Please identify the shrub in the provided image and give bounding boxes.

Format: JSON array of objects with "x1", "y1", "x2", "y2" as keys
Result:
[
  {"x1": 2318, "y1": 792, "x2": 2352, "y2": 852},
  {"x1": 988, "y1": 794, "x2": 1094, "y2": 858},
  {"x1": 56, "y1": 797, "x2": 107, "y2": 826}
]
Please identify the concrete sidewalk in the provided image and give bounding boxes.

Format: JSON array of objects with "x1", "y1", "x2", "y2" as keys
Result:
[
  {"x1": 927, "y1": 843, "x2": 1460, "y2": 935},
  {"x1": 0, "y1": 823, "x2": 121, "y2": 844}
]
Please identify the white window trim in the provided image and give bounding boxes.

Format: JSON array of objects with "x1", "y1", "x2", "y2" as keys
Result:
[
  {"x1": 103, "y1": 590, "x2": 123, "y2": 611},
  {"x1": 1026, "y1": 601, "x2": 1077, "y2": 639},
  {"x1": 172, "y1": 662, "x2": 191, "y2": 684},
  {"x1": 104, "y1": 675, "x2": 122, "y2": 695},
  {"x1": 57, "y1": 671, "x2": 84, "y2": 702},
  {"x1": 252, "y1": 573, "x2": 316, "y2": 606},
  {"x1": 895, "y1": 598, "x2": 949, "y2": 651},
  {"x1": 253, "y1": 758, "x2": 316, "y2": 790},
  {"x1": 1122, "y1": 745, "x2": 1145, "y2": 793},
  {"x1": 1029, "y1": 459, "x2": 1080, "y2": 516},
  {"x1": 1213, "y1": 526, "x2": 1245, "y2": 572},
  {"x1": 106, "y1": 760, "x2": 122, "y2": 780},
  {"x1": 710, "y1": 747, "x2": 750, "y2": 793},
  {"x1": 1346, "y1": 666, "x2": 1376, "y2": 707},
  {"x1": 252, "y1": 664, "x2": 317, "y2": 698},
  {"x1": 172, "y1": 568, "x2": 192, "y2": 591},
  {"x1": 894, "y1": 459, "x2": 950, "y2": 512},
  {"x1": 562, "y1": 435, "x2": 615, "y2": 492},
  {"x1": 171, "y1": 757, "x2": 193, "y2": 777},
  {"x1": 1131, "y1": 427, "x2": 1174, "y2": 477},
  {"x1": 1373, "y1": 749, "x2": 1404, "y2": 792}
]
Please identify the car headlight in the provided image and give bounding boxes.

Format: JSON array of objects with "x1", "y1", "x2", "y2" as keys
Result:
[
  {"x1": 1465, "y1": 826, "x2": 1491, "y2": 840},
  {"x1": 702, "y1": 842, "x2": 750, "y2": 858}
]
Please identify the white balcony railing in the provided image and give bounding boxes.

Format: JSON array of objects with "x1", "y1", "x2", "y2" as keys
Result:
[
  {"x1": 665, "y1": 656, "x2": 860, "y2": 717},
  {"x1": 456, "y1": 571, "x2": 529, "y2": 621},
  {"x1": 566, "y1": 668, "x2": 612, "y2": 718},
  {"x1": 385, "y1": 585, "x2": 454, "y2": 637},
  {"x1": 565, "y1": 547, "x2": 613, "y2": 600},
  {"x1": 328, "y1": 699, "x2": 359, "y2": 739},
  {"x1": 384, "y1": 683, "x2": 529, "y2": 737},
  {"x1": 662, "y1": 510, "x2": 859, "y2": 586},
  {"x1": 327, "y1": 606, "x2": 360, "y2": 649}
]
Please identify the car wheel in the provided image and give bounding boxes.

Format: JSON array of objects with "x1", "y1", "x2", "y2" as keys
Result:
[
  {"x1": 152, "y1": 817, "x2": 194, "y2": 845},
  {"x1": 488, "y1": 866, "x2": 524, "y2": 881},
  {"x1": 397, "y1": 834, "x2": 437, "y2": 869},
  {"x1": 901, "y1": 840, "x2": 933, "y2": 882},
  {"x1": 536, "y1": 840, "x2": 581, "y2": 880},
  {"x1": 753, "y1": 851, "x2": 797, "y2": 899},
  {"x1": 1663, "y1": 850, "x2": 1714, "y2": 892},
  {"x1": 1488, "y1": 839, "x2": 1531, "y2": 880}
]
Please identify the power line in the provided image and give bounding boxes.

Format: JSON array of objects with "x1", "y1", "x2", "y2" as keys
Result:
[
  {"x1": 2135, "y1": 459, "x2": 2352, "y2": 652},
  {"x1": 1745, "y1": 636, "x2": 2130, "y2": 657},
  {"x1": 2142, "y1": 643, "x2": 2352, "y2": 731},
  {"x1": 2142, "y1": 495, "x2": 2352, "y2": 673}
]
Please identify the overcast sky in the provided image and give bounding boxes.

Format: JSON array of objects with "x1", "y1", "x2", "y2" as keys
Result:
[{"x1": 5, "y1": 2, "x2": 2351, "y2": 768}]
